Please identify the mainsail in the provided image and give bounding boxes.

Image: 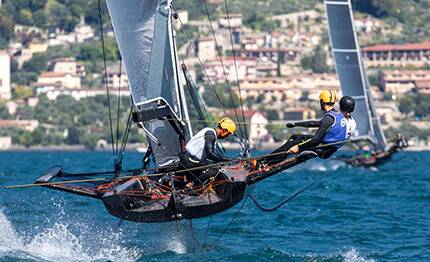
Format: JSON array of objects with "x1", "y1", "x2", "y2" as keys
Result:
[
  {"x1": 106, "y1": 0, "x2": 191, "y2": 165},
  {"x1": 324, "y1": 0, "x2": 386, "y2": 150}
]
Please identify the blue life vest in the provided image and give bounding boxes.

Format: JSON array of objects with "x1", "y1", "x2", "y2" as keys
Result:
[{"x1": 322, "y1": 110, "x2": 347, "y2": 148}]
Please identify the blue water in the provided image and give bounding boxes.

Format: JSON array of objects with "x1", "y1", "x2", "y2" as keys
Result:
[{"x1": 0, "y1": 151, "x2": 428, "y2": 261}]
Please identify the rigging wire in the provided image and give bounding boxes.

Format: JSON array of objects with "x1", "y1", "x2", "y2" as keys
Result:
[
  {"x1": 223, "y1": 0, "x2": 249, "y2": 145},
  {"x1": 97, "y1": 0, "x2": 116, "y2": 158},
  {"x1": 172, "y1": 4, "x2": 227, "y2": 114},
  {"x1": 202, "y1": 0, "x2": 245, "y2": 141},
  {"x1": 115, "y1": 59, "x2": 123, "y2": 155},
  {"x1": 249, "y1": 173, "x2": 330, "y2": 212}
]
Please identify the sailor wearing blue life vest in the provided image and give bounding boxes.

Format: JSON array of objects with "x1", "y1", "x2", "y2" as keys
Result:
[{"x1": 264, "y1": 89, "x2": 349, "y2": 164}]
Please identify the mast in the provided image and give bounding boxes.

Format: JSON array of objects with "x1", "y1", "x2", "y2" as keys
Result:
[
  {"x1": 169, "y1": 5, "x2": 193, "y2": 136},
  {"x1": 324, "y1": 0, "x2": 386, "y2": 150},
  {"x1": 106, "y1": 0, "x2": 192, "y2": 166}
]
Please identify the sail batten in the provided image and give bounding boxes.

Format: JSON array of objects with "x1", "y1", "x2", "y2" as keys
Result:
[{"x1": 325, "y1": 0, "x2": 386, "y2": 150}]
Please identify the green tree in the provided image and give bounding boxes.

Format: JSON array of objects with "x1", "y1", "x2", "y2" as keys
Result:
[
  {"x1": 17, "y1": 9, "x2": 33, "y2": 25},
  {"x1": 300, "y1": 55, "x2": 312, "y2": 71},
  {"x1": 0, "y1": 10, "x2": 14, "y2": 48},
  {"x1": 66, "y1": 126, "x2": 80, "y2": 145},
  {"x1": 13, "y1": 86, "x2": 33, "y2": 99},
  {"x1": 267, "y1": 109, "x2": 279, "y2": 121},
  {"x1": 311, "y1": 45, "x2": 330, "y2": 73},
  {"x1": 0, "y1": 103, "x2": 11, "y2": 119},
  {"x1": 22, "y1": 53, "x2": 49, "y2": 74}
]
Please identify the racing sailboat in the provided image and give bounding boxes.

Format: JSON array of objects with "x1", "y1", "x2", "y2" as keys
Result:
[
  {"x1": 324, "y1": 0, "x2": 407, "y2": 167},
  {"x1": 30, "y1": 0, "x2": 317, "y2": 223}
]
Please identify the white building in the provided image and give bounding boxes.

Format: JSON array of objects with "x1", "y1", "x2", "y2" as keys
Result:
[
  {"x1": 204, "y1": 57, "x2": 257, "y2": 83},
  {"x1": 0, "y1": 51, "x2": 11, "y2": 100},
  {"x1": 37, "y1": 87, "x2": 130, "y2": 100},
  {"x1": 51, "y1": 57, "x2": 86, "y2": 77},
  {"x1": 218, "y1": 14, "x2": 242, "y2": 29},
  {"x1": 74, "y1": 16, "x2": 95, "y2": 43},
  {"x1": 0, "y1": 137, "x2": 12, "y2": 150},
  {"x1": 271, "y1": 10, "x2": 322, "y2": 29},
  {"x1": 36, "y1": 72, "x2": 81, "y2": 89},
  {"x1": 105, "y1": 64, "x2": 129, "y2": 89},
  {"x1": 248, "y1": 112, "x2": 274, "y2": 148},
  {"x1": 197, "y1": 37, "x2": 216, "y2": 62}
]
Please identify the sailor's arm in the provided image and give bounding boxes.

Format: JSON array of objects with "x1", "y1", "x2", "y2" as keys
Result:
[
  {"x1": 204, "y1": 132, "x2": 230, "y2": 162},
  {"x1": 287, "y1": 120, "x2": 321, "y2": 128}
]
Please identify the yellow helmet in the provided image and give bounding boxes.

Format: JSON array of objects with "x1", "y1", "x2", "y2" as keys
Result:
[
  {"x1": 218, "y1": 117, "x2": 236, "y2": 135},
  {"x1": 319, "y1": 89, "x2": 337, "y2": 104}
]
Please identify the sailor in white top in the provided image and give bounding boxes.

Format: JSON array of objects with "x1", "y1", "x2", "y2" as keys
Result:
[
  {"x1": 179, "y1": 117, "x2": 237, "y2": 185},
  {"x1": 339, "y1": 96, "x2": 356, "y2": 139}
]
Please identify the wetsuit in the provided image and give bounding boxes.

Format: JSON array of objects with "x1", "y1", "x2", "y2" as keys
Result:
[
  {"x1": 179, "y1": 128, "x2": 230, "y2": 184},
  {"x1": 267, "y1": 109, "x2": 346, "y2": 163}
]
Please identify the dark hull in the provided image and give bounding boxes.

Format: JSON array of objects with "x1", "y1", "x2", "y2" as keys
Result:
[{"x1": 35, "y1": 153, "x2": 316, "y2": 223}]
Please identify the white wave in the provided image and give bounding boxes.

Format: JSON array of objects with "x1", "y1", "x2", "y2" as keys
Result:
[
  {"x1": 0, "y1": 209, "x2": 24, "y2": 254},
  {"x1": 342, "y1": 248, "x2": 375, "y2": 262},
  {"x1": 307, "y1": 160, "x2": 347, "y2": 172},
  {"x1": 0, "y1": 209, "x2": 141, "y2": 262}
]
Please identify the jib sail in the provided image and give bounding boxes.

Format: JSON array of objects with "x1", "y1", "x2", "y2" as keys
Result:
[{"x1": 106, "y1": 0, "x2": 191, "y2": 166}]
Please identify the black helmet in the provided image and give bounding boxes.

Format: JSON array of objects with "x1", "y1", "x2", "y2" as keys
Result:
[{"x1": 340, "y1": 96, "x2": 355, "y2": 113}]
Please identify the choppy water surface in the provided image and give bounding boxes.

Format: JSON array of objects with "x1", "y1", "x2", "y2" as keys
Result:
[{"x1": 0, "y1": 151, "x2": 428, "y2": 261}]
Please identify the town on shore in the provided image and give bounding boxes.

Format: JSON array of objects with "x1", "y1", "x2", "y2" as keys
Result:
[{"x1": 0, "y1": 1, "x2": 430, "y2": 151}]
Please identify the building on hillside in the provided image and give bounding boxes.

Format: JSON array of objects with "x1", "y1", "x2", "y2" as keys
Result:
[
  {"x1": 28, "y1": 42, "x2": 48, "y2": 54},
  {"x1": 241, "y1": 47, "x2": 301, "y2": 65},
  {"x1": 248, "y1": 112, "x2": 274, "y2": 149},
  {"x1": 241, "y1": 34, "x2": 267, "y2": 50},
  {"x1": 218, "y1": 13, "x2": 242, "y2": 29},
  {"x1": 174, "y1": 10, "x2": 189, "y2": 29},
  {"x1": 104, "y1": 64, "x2": 129, "y2": 89},
  {"x1": 283, "y1": 107, "x2": 316, "y2": 121},
  {"x1": 0, "y1": 137, "x2": 12, "y2": 150},
  {"x1": 74, "y1": 16, "x2": 95, "y2": 43},
  {"x1": 0, "y1": 51, "x2": 11, "y2": 100},
  {"x1": 0, "y1": 120, "x2": 39, "y2": 132},
  {"x1": 204, "y1": 57, "x2": 257, "y2": 83},
  {"x1": 197, "y1": 37, "x2": 216, "y2": 62},
  {"x1": 354, "y1": 17, "x2": 384, "y2": 33},
  {"x1": 382, "y1": 70, "x2": 430, "y2": 95},
  {"x1": 271, "y1": 31, "x2": 320, "y2": 49},
  {"x1": 51, "y1": 57, "x2": 86, "y2": 77},
  {"x1": 375, "y1": 101, "x2": 401, "y2": 124},
  {"x1": 414, "y1": 80, "x2": 430, "y2": 94},
  {"x1": 271, "y1": 10, "x2": 323, "y2": 29},
  {"x1": 36, "y1": 87, "x2": 130, "y2": 100},
  {"x1": 239, "y1": 74, "x2": 340, "y2": 104},
  {"x1": 362, "y1": 41, "x2": 430, "y2": 67},
  {"x1": 36, "y1": 72, "x2": 81, "y2": 89}
]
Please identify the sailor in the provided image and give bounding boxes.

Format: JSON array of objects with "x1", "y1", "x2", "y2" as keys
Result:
[
  {"x1": 265, "y1": 89, "x2": 347, "y2": 164},
  {"x1": 339, "y1": 96, "x2": 357, "y2": 139},
  {"x1": 179, "y1": 117, "x2": 236, "y2": 185}
]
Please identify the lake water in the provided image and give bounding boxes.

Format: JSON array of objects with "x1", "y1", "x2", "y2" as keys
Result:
[{"x1": 0, "y1": 151, "x2": 428, "y2": 261}]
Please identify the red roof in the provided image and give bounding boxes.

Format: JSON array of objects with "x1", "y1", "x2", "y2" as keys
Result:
[
  {"x1": 39, "y1": 72, "x2": 68, "y2": 77},
  {"x1": 363, "y1": 41, "x2": 430, "y2": 52}
]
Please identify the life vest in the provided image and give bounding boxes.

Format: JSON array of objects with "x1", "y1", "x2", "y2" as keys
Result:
[
  {"x1": 185, "y1": 127, "x2": 217, "y2": 160},
  {"x1": 322, "y1": 110, "x2": 347, "y2": 148}
]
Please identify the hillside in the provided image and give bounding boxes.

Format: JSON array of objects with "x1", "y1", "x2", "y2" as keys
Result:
[{"x1": 1, "y1": 0, "x2": 430, "y2": 48}]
